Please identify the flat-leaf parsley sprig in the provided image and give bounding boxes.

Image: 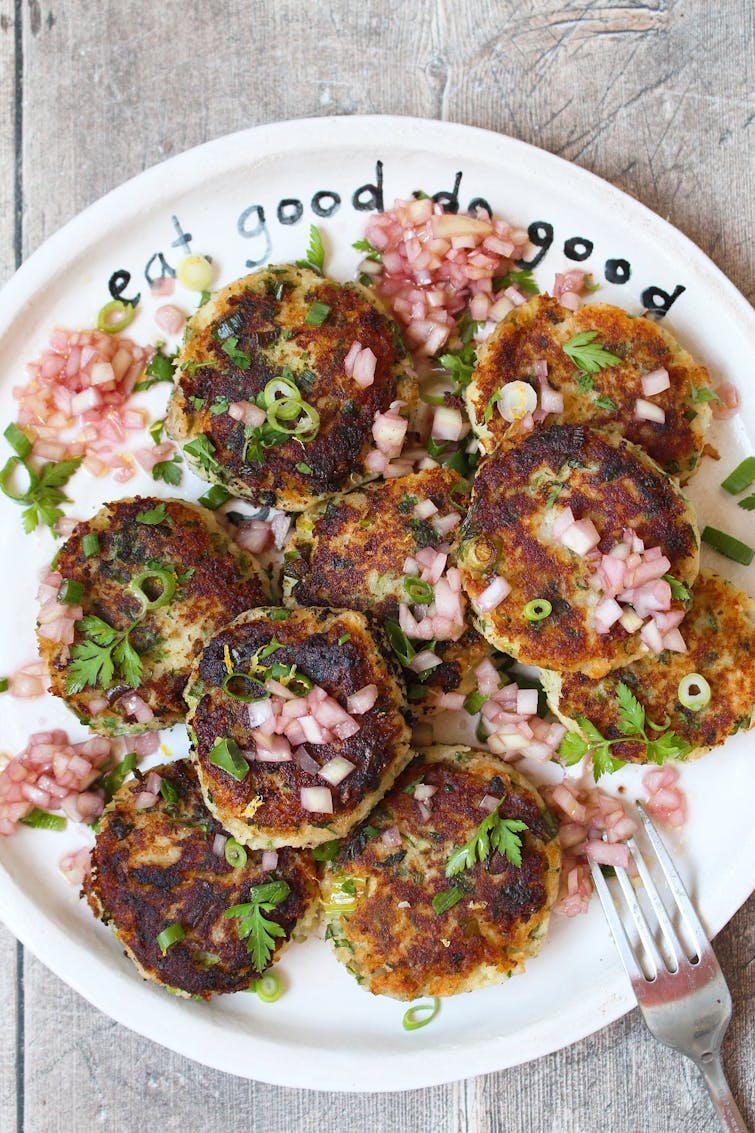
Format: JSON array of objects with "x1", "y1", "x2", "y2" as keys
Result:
[
  {"x1": 558, "y1": 681, "x2": 691, "y2": 780},
  {"x1": 66, "y1": 614, "x2": 143, "y2": 694},
  {"x1": 295, "y1": 224, "x2": 326, "y2": 276},
  {"x1": 225, "y1": 879, "x2": 291, "y2": 972},
  {"x1": 445, "y1": 807, "x2": 528, "y2": 877},
  {"x1": 562, "y1": 330, "x2": 621, "y2": 374}
]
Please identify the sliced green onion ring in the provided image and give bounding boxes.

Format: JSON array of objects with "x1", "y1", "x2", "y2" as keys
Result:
[
  {"x1": 224, "y1": 837, "x2": 248, "y2": 868},
  {"x1": 128, "y1": 568, "x2": 177, "y2": 611},
  {"x1": 3, "y1": 422, "x2": 33, "y2": 459},
  {"x1": 402, "y1": 997, "x2": 440, "y2": 1031},
  {"x1": 266, "y1": 398, "x2": 320, "y2": 439},
  {"x1": 223, "y1": 672, "x2": 266, "y2": 703},
  {"x1": 82, "y1": 532, "x2": 100, "y2": 558},
  {"x1": 254, "y1": 972, "x2": 283, "y2": 1003},
  {"x1": 97, "y1": 299, "x2": 136, "y2": 334},
  {"x1": 404, "y1": 576, "x2": 434, "y2": 604},
  {"x1": 0, "y1": 456, "x2": 37, "y2": 502},
  {"x1": 19, "y1": 807, "x2": 67, "y2": 831},
  {"x1": 57, "y1": 579, "x2": 84, "y2": 605},
  {"x1": 678, "y1": 673, "x2": 711, "y2": 711},
  {"x1": 157, "y1": 923, "x2": 185, "y2": 955},
  {"x1": 523, "y1": 598, "x2": 553, "y2": 621},
  {"x1": 263, "y1": 376, "x2": 301, "y2": 406}
]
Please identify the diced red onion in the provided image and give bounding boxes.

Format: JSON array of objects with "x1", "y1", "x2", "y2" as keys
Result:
[
  {"x1": 414, "y1": 783, "x2": 438, "y2": 802},
  {"x1": 318, "y1": 756, "x2": 356, "y2": 786},
  {"x1": 381, "y1": 825, "x2": 402, "y2": 849},
  {"x1": 478, "y1": 793, "x2": 500, "y2": 814},
  {"x1": 212, "y1": 833, "x2": 228, "y2": 857},
  {"x1": 300, "y1": 786, "x2": 333, "y2": 813},
  {"x1": 561, "y1": 518, "x2": 601, "y2": 555},
  {"x1": 261, "y1": 850, "x2": 279, "y2": 871},
  {"x1": 431, "y1": 406, "x2": 464, "y2": 442},
  {"x1": 641, "y1": 367, "x2": 670, "y2": 397},
  {"x1": 635, "y1": 398, "x2": 666, "y2": 424},
  {"x1": 408, "y1": 650, "x2": 443, "y2": 674},
  {"x1": 346, "y1": 684, "x2": 378, "y2": 715},
  {"x1": 475, "y1": 575, "x2": 511, "y2": 612}
]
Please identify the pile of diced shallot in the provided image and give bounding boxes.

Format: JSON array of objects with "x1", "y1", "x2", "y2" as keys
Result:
[
  {"x1": 243, "y1": 677, "x2": 378, "y2": 815},
  {"x1": 362, "y1": 197, "x2": 530, "y2": 354},
  {"x1": 13, "y1": 326, "x2": 179, "y2": 484},
  {"x1": 0, "y1": 728, "x2": 159, "y2": 837},
  {"x1": 399, "y1": 550, "x2": 465, "y2": 646}
]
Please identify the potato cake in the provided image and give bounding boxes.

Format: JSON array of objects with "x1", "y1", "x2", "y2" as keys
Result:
[
  {"x1": 320, "y1": 745, "x2": 561, "y2": 1000},
  {"x1": 542, "y1": 570, "x2": 755, "y2": 762},
  {"x1": 282, "y1": 467, "x2": 495, "y2": 713},
  {"x1": 465, "y1": 296, "x2": 711, "y2": 482},
  {"x1": 184, "y1": 607, "x2": 412, "y2": 849},
  {"x1": 457, "y1": 425, "x2": 699, "y2": 678},
  {"x1": 40, "y1": 497, "x2": 269, "y2": 735},
  {"x1": 85, "y1": 759, "x2": 318, "y2": 998},
  {"x1": 166, "y1": 265, "x2": 418, "y2": 511}
]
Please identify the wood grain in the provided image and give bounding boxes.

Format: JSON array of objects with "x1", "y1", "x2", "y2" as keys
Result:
[{"x1": 0, "y1": 0, "x2": 753, "y2": 1130}]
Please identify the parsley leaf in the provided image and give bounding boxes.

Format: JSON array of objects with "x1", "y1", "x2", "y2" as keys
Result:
[
  {"x1": 66, "y1": 614, "x2": 144, "y2": 695},
  {"x1": 221, "y1": 336, "x2": 251, "y2": 369},
  {"x1": 594, "y1": 394, "x2": 618, "y2": 412},
  {"x1": 483, "y1": 389, "x2": 502, "y2": 423},
  {"x1": 576, "y1": 372, "x2": 594, "y2": 392},
  {"x1": 136, "y1": 502, "x2": 171, "y2": 525},
  {"x1": 152, "y1": 454, "x2": 182, "y2": 486},
  {"x1": 496, "y1": 269, "x2": 539, "y2": 296},
  {"x1": 133, "y1": 349, "x2": 177, "y2": 391},
  {"x1": 184, "y1": 434, "x2": 220, "y2": 475},
  {"x1": 689, "y1": 382, "x2": 722, "y2": 406},
  {"x1": 738, "y1": 493, "x2": 755, "y2": 511},
  {"x1": 562, "y1": 331, "x2": 621, "y2": 374},
  {"x1": 352, "y1": 238, "x2": 381, "y2": 262},
  {"x1": 663, "y1": 573, "x2": 691, "y2": 602},
  {"x1": 445, "y1": 808, "x2": 528, "y2": 878},
  {"x1": 2, "y1": 455, "x2": 82, "y2": 536},
  {"x1": 295, "y1": 224, "x2": 326, "y2": 276},
  {"x1": 558, "y1": 680, "x2": 691, "y2": 780},
  {"x1": 225, "y1": 880, "x2": 291, "y2": 972},
  {"x1": 149, "y1": 418, "x2": 166, "y2": 445}
]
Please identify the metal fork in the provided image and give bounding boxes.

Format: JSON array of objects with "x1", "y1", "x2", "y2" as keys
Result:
[{"x1": 589, "y1": 802, "x2": 750, "y2": 1133}]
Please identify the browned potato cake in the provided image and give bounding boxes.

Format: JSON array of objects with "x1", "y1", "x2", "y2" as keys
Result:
[
  {"x1": 166, "y1": 265, "x2": 418, "y2": 510},
  {"x1": 84, "y1": 759, "x2": 319, "y2": 998},
  {"x1": 184, "y1": 607, "x2": 412, "y2": 848},
  {"x1": 542, "y1": 571, "x2": 755, "y2": 762},
  {"x1": 283, "y1": 467, "x2": 496, "y2": 713},
  {"x1": 320, "y1": 745, "x2": 561, "y2": 1000},
  {"x1": 466, "y1": 295, "x2": 711, "y2": 482},
  {"x1": 40, "y1": 497, "x2": 269, "y2": 735},
  {"x1": 457, "y1": 425, "x2": 699, "y2": 678}
]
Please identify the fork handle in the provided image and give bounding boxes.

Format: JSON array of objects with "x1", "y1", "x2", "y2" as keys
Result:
[{"x1": 695, "y1": 1054, "x2": 750, "y2": 1133}]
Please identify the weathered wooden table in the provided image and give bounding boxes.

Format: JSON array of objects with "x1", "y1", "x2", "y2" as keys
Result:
[{"x1": 0, "y1": 3, "x2": 752, "y2": 1130}]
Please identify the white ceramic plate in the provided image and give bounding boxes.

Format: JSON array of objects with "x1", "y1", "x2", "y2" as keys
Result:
[{"x1": 0, "y1": 116, "x2": 753, "y2": 1093}]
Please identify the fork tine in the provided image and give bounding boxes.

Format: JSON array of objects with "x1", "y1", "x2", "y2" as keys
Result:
[
  {"x1": 589, "y1": 859, "x2": 646, "y2": 983},
  {"x1": 610, "y1": 856, "x2": 665, "y2": 978},
  {"x1": 625, "y1": 835, "x2": 685, "y2": 971},
  {"x1": 635, "y1": 801, "x2": 708, "y2": 959}
]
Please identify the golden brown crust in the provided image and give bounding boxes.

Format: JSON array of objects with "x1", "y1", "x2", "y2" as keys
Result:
[
  {"x1": 320, "y1": 745, "x2": 561, "y2": 1000},
  {"x1": 282, "y1": 467, "x2": 497, "y2": 714},
  {"x1": 184, "y1": 607, "x2": 413, "y2": 848},
  {"x1": 466, "y1": 296, "x2": 711, "y2": 482},
  {"x1": 457, "y1": 425, "x2": 699, "y2": 678},
  {"x1": 40, "y1": 497, "x2": 269, "y2": 734},
  {"x1": 543, "y1": 570, "x2": 755, "y2": 762},
  {"x1": 166, "y1": 266, "x2": 418, "y2": 510},
  {"x1": 84, "y1": 759, "x2": 319, "y2": 998}
]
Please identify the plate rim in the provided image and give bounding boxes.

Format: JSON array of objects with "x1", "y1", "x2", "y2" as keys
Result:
[{"x1": 0, "y1": 113, "x2": 753, "y2": 1091}]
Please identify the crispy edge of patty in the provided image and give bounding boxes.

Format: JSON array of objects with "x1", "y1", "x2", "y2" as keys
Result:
[
  {"x1": 84, "y1": 758, "x2": 320, "y2": 998},
  {"x1": 184, "y1": 606, "x2": 414, "y2": 849},
  {"x1": 40, "y1": 497, "x2": 270, "y2": 736},
  {"x1": 320, "y1": 744, "x2": 561, "y2": 1000},
  {"x1": 541, "y1": 570, "x2": 755, "y2": 763},
  {"x1": 465, "y1": 295, "x2": 712, "y2": 483},
  {"x1": 166, "y1": 265, "x2": 419, "y2": 510},
  {"x1": 458, "y1": 425, "x2": 700, "y2": 678}
]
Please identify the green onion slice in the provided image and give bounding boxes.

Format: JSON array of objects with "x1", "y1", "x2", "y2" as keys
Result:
[
  {"x1": 463, "y1": 690, "x2": 486, "y2": 715},
  {"x1": 209, "y1": 737, "x2": 249, "y2": 781},
  {"x1": 402, "y1": 997, "x2": 440, "y2": 1031},
  {"x1": 678, "y1": 673, "x2": 711, "y2": 711},
  {"x1": 19, "y1": 807, "x2": 67, "y2": 831},
  {"x1": 254, "y1": 972, "x2": 283, "y2": 1003},
  {"x1": 197, "y1": 485, "x2": 231, "y2": 510},
  {"x1": 523, "y1": 598, "x2": 553, "y2": 621},
  {"x1": 100, "y1": 752, "x2": 137, "y2": 801},
  {"x1": 721, "y1": 457, "x2": 755, "y2": 496},
  {"x1": 404, "y1": 576, "x2": 434, "y2": 604},
  {"x1": 0, "y1": 456, "x2": 37, "y2": 502},
  {"x1": 0, "y1": 677, "x2": 8, "y2": 693},
  {"x1": 312, "y1": 839, "x2": 340, "y2": 862},
  {"x1": 224, "y1": 837, "x2": 248, "y2": 868},
  {"x1": 701, "y1": 526, "x2": 754, "y2": 566},
  {"x1": 304, "y1": 301, "x2": 331, "y2": 327},
  {"x1": 159, "y1": 778, "x2": 179, "y2": 806},
  {"x1": 431, "y1": 887, "x2": 463, "y2": 915},
  {"x1": 383, "y1": 619, "x2": 416, "y2": 666},
  {"x1": 3, "y1": 422, "x2": 33, "y2": 459},
  {"x1": 128, "y1": 567, "x2": 177, "y2": 611},
  {"x1": 157, "y1": 923, "x2": 185, "y2": 955},
  {"x1": 82, "y1": 533, "x2": 100, "y2": 558},
  {"x1": 57, "y1": 579, "x2": 84, "y2": 605},
  {"x1": 96, "y1": 299, "x2": 136, "y2": 334},
  {"x1": 222, "y1": 672, "x2": 266, "y2": 703}
]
